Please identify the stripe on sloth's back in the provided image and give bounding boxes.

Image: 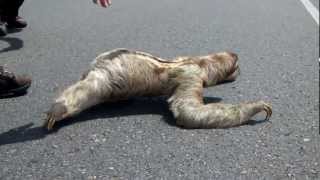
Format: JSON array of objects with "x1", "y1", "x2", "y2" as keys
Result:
[{"x1": 98, "y1": 48, "x2": 178, "y2": 64}]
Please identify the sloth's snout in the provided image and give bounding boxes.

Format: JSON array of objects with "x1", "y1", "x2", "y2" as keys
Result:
[
  {"x1": 221, "y1": 52, "x2": 240, "y2": 83},
  {"x1": 226, "y1": 52, "x2": 238, "y2": 64},
  {"x1": 226, "y1": 52, "x2": 239, "y2": 71},
  {"x1": 229, "y1": 52, "x2": 238, "y2": 60}
]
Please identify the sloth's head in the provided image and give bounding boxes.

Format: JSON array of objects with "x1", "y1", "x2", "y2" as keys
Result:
[{"x1": 203, "y1": 51, "x2": 240, "y2": 85}]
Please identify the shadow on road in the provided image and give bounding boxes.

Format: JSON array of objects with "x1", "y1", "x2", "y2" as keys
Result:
[
  {"x1": 0, "y1": 36, "x2": 24, "y2": 53},
  {"x1": 0, "y1": 91, "x2": 28, "y2": 99},
  {"x1": 0, "y1": 96, "x2": 223, "y2": 146},
  {"x1": 0, "y1": 123, "x2": 47, "y2": 146}
]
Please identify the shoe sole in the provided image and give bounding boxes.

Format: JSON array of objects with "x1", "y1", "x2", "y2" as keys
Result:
[
  {"x1": 6, "y1": 24, "x2": 27, "y2": 29},
  {"x1": 0, "y1": 83, "x2": 31, "y2": 97}
]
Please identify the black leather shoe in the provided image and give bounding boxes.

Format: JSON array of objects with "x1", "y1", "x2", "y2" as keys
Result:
[
  {"x1": 5, "y1": 16, "x2": 27, "y2": 29},
  {"x1": 0, "y1": 66, "x2": 32, "y2": 97}
]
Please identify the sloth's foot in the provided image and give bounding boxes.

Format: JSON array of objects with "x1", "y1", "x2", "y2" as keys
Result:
[
  {"x1": 172, "y1": 99, "x2": 272, "y2": 129},
  {"x1": 262, "y1": 103, "x2": 272, "y2": 121},
  {"x1": 208, "y1": 100, "x2": 272, "y2": 128},
  {"x1": 214, "y1": 101, "x2": 272, "y2": 128},
  {"x1": 240, "y1": 101, "x2": 272, "y2": 123},
  {"x1": 44, "y1": 103, "x2": 68, "y2": 130}
]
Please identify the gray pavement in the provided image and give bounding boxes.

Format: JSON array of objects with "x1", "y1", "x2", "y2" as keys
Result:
[
  {"x1": 311, "y1": 0, "x2": 319, "y2": 9},
  {"x1": 0, "y1": 0, "x2": 319, "y2": 179}
]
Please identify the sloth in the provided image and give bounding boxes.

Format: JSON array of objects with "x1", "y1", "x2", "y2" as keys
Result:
[{"x1": 44, "y1": 48, "x2": 272, "y2": 130}]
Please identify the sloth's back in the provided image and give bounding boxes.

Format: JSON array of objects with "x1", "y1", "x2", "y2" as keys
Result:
[{"x1": 92, "y1": 49, "x2": 176, "y2": 99}]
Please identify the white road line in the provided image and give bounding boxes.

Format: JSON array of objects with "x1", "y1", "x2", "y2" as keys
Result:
[
  {"x1": 299, "y1": 0, "x2": 319, "y2": 25},
  {"x1": 299, "y1": 0, "x2": 319, "y2": 62}
]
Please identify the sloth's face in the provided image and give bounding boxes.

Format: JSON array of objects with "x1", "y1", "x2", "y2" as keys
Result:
[{"x1": 212, "y1": 52, "x2": 240, "y2": 83}]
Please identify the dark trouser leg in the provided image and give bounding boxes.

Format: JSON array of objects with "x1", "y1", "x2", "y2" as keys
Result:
[
  {"x1": 0, "y1": 0, "x2": 26, "y2": 28},
  {"x1": 0, "y1": 0, "x2": 24, "y2": 19}
]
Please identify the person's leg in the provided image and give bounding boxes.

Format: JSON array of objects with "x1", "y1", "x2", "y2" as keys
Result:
[
  {"x1": 0, "y1": 0, "x2": 7, "y2": 36},
  {"x1": 0, "y1": 66, "x2": 32, "y2": 97},
  {"x1": 0, "y1": 20, "x2": 7, "y2": 36},
  {"x1": 1, "y1": 0, "x2": 24, "y2": 17},
  {"x1": 0, "y1": 0, "x2": 27, "y2": 29}
]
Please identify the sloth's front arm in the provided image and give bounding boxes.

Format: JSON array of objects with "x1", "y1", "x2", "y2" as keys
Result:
[{"x1": 168, "y1": 65, "x2": 272, "y2": 128}]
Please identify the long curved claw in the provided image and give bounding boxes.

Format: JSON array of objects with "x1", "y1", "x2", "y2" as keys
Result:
[
  {"x1": 43, "y1": 102, "x2": 67, "y2": 131},
  {"x1": 262, "y1": 103, "x2": 272, "y2": 121},
  {"x1": 44, "y1": 114, "x2": 56, "y2": 131}
]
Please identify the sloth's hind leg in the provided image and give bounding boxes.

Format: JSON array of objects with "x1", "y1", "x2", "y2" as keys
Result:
[{"x1": 45, "y1": 70, "x2": 111, "y2": 130}]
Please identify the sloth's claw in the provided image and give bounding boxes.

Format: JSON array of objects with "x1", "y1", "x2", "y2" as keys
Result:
[
  {"x1": 45, "y1": 114, "x2": 56, "y2": 131},
  {"x1": 262, "y1": 102, "x2": 272, "y2": 121},
  {"x1": 44, "y1": 103, "x2": 67, "y2": 131}
]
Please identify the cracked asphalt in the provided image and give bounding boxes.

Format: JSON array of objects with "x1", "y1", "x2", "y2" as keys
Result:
[{"x1": 0, "y1": 0, "x2": 319, "y2": 179}]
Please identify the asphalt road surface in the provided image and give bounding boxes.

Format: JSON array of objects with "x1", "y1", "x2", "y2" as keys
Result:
[{"x1": 0, "y1": 0, "x2": 319, "y2": 179}]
